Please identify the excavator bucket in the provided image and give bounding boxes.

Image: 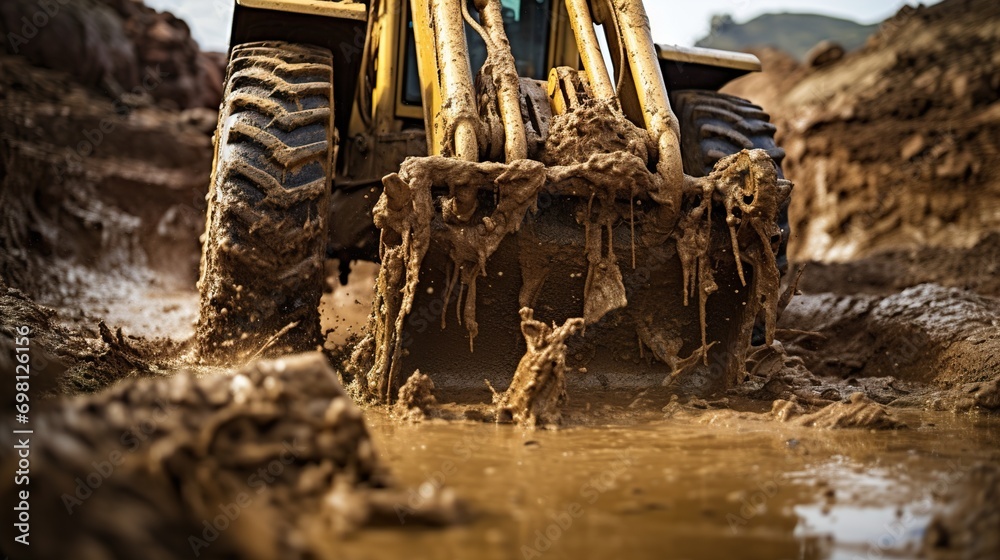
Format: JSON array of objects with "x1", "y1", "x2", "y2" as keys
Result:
[
  {"x1": 351, "y1": 143, "x2": 790, "y2": 406},
  {"x1": 338, "y1": 1, "x2": 792, "y2": 410},
  {"x1": 337, "y1": 0, "x2": 793, "y2": 410}
]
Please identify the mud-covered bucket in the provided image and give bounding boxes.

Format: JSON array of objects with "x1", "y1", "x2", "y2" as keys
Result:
[{"x1": 350, "y1": 148, "x2": 790, "y2": 404}]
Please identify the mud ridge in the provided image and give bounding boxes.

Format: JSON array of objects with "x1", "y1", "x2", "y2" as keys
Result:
[{"x1": 0, "y1": 353, "x2": 463, "y2": 559}]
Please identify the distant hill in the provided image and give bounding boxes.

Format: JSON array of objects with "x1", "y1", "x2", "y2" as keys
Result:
[{"x1": 696, "y1": 13, "x2": 878, "y2": 60}]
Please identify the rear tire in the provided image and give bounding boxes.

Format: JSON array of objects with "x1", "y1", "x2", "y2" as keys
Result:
[
  {"x1": 196, "y1": 42, "x2": 334, "y2": 361},
  {"x1": 670, "y1": 90, "x2": 790, "y2": 274}
]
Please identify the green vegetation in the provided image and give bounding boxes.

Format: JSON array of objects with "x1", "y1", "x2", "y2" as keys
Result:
[{"x1": 696, "y1": 13, "x2": 878, "y2": 60}]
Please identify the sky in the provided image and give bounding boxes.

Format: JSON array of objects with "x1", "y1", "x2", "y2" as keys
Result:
[{"x1": 144, "y1": 0, "x2": 941, "y2": 53}]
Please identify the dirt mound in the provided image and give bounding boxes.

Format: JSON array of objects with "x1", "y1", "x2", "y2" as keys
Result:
[
  {"x1": 0, "y1": 55, "x2": 212, "y2": 298},
  {"x1": 0, "y1": 354, "x2": 463, "y2": 559},
  {"x1": 724, "y1": 0, "x2": 1000, "y2": 262},
  {"x1": 0, "y1": 276, "x2": 184, "y2": 401},
  {"x1": 0, "y1": 0, "x2": 225, "y2": 109},
  {"x1": 779, "y1": 284, "x2": 1000, "y2": 410}
]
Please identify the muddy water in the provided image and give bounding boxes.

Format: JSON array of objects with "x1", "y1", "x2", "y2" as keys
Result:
[{"x1": 344, "y1": 409, "x2": 999, "y2": 560}]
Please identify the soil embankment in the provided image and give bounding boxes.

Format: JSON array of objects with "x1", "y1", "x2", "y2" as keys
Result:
[{"x1": 724, "y1": 0, "x2": 1000, "y2": 263}]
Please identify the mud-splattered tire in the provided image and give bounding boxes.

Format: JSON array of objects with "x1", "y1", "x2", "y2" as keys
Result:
[
  {"x1": 670, "y1": 90, "x2": 790, "y2": 274},
  {"x1": 197, "y1": 42, "x2": 334, "y2": 361}
]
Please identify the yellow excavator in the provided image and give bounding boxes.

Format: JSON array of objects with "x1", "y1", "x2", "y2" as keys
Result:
[{"x1": 196, "y1": 0, "x2": 791, "y2": 403}]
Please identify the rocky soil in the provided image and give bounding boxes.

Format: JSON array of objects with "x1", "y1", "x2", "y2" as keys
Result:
[
  {"x1": 0, "y1": 353, "x2": 462, "y2": 559},
  {"x1": 0, "y1": 0, "x2": 225, "y2": 110},
  {"x1": 0, "y1": 54, "x2": 213, "y2": 299}
]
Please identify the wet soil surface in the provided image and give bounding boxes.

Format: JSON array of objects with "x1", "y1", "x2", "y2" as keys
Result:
[
  {"x1": 351, "y1": 407, "x2": 1000, "y2": 560},
  {"x1": 5, "y1": 266, "x2": 1000, "y2": 558}
]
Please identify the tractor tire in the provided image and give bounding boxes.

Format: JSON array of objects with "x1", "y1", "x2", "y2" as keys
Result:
[
  {"x1": 196, "y1": 42, "x2": 334, "y2": 362},
  {"x1": 670, "y1": 90, "x2": 790, "y2": 275}
]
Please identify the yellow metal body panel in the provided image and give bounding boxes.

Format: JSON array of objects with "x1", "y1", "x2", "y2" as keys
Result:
[
  {"x1": 349, "y1": 0, "x2": 582, "y2": 150},
  {"x1": 332, "y1": 0, "x2": 758, "y2": 178},
  {"x1": 372, "y1": 0, "x2": 404, "y2": 133},
  {"x1": 656, "y1": 44, "x2": 762, "y2": 73},
  {"x1": 393, "y1": 4, "x2": 423, "y2": 121},
  {"x1": 236, "y1": 0, "x2": 367, "y2": 20}
]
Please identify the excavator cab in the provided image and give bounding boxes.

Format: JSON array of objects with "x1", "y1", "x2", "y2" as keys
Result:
[{"x1": 197, "y1": 0, "x2": 791, "y2": 409}]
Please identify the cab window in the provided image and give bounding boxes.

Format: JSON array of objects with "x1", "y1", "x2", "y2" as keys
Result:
[{"x1": 403, "y1": 0, "x2": 552, "y2": 106}]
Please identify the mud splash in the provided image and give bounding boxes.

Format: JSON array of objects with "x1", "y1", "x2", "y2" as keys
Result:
[
  {"x1": 773, "y1": 392, "x2": 907, "y2": 430},
  {"x1": 490, "y1": 308, "x2": 584, "y2": 426},
  {"x1": 394, "y1": 370, "x2": 438, "y2": 421}
]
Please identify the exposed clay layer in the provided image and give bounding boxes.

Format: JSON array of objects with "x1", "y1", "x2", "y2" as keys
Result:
[
  {"x1": 0, "y1": 56, "x2": 212, "y2": 299},
  {"x1": 0, "y1": 353, "x2": 463, "y2": 559},
  {"x1": 490, "y1": 308, "x2": 584, "y2": 426},
  {"x1": 723, "y1": 0, "x2": 1000, "y2": 262}
]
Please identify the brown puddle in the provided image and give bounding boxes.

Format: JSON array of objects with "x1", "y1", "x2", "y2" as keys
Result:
[{"x1": 343, "y1": 406, "x2": 999, "y2": 560}]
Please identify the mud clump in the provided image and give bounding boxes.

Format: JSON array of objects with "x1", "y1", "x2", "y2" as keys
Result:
[
  {"x1": 395, "y1": 370, "x2": 438, "y2": 421},
  {"x1": 969, "y1": 379, "x2": 1000, "y2": 410},
  {"x1": 490, "y1": 308, "x2": 583, "y2": 427},
  {"x1": 542, "y1": 100, "x2": 652, "y2": 167},
  {"x1": 775, "y1": 392, "x2": 906, "y2": 429},
  {"x1": 0, "y1": 353, "x2": 463, "y2": 558}
]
